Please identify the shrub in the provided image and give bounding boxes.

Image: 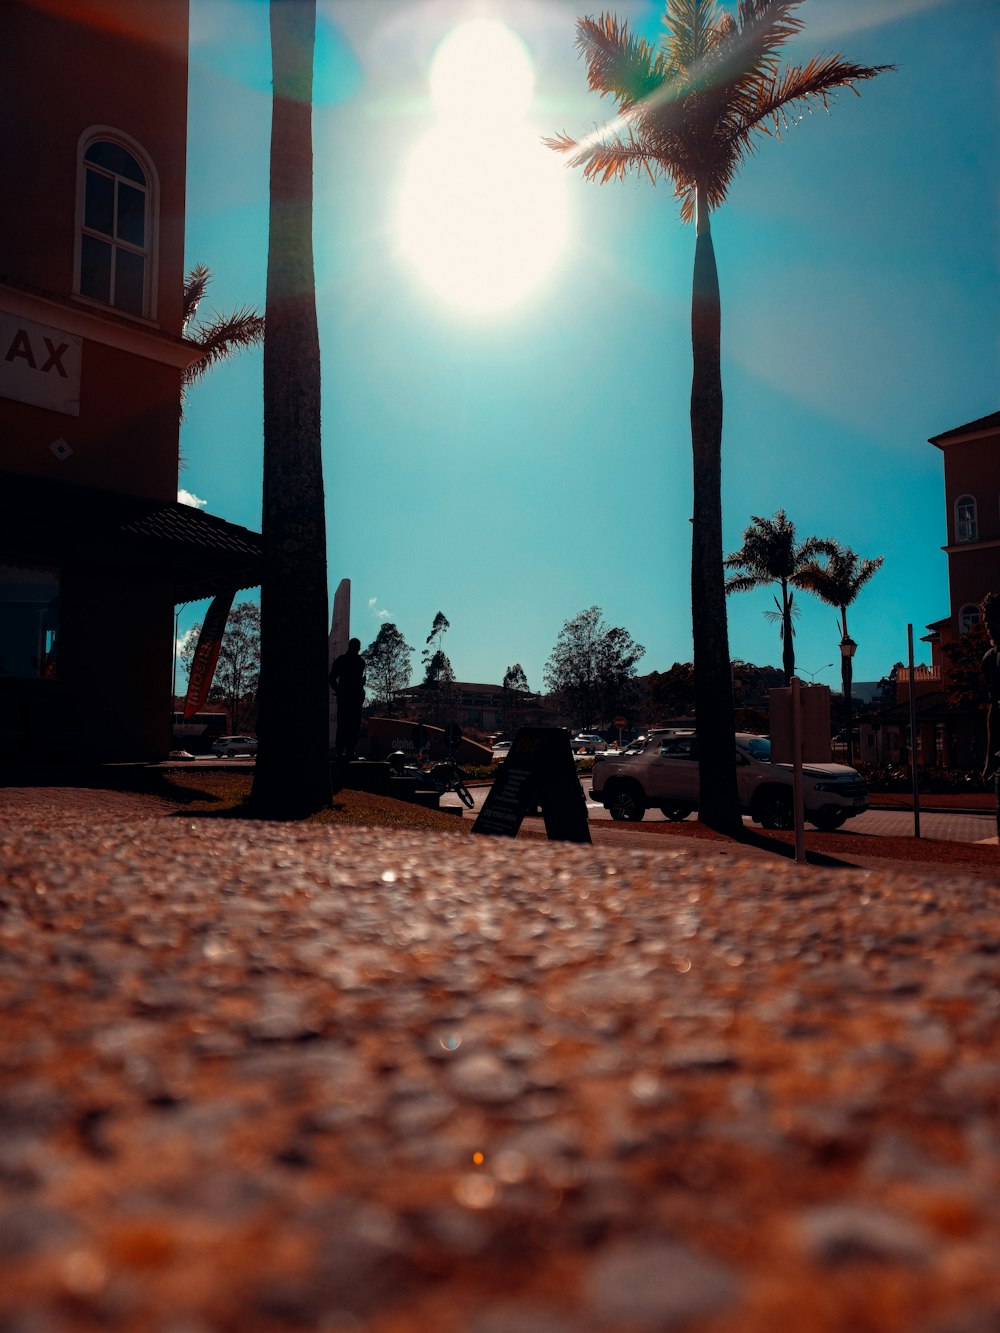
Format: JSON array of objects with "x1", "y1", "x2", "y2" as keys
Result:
[{"x1": 857, "y1": 763, "x2": 990, "y2": 794}]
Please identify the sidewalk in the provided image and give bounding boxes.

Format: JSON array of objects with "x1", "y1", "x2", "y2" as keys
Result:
[{"x1": 1, "y1": 796, "x2": 999, "y2": 1332}]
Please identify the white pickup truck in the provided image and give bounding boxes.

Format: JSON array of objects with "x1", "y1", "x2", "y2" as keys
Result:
[{"x1": 589, "y1": 730, "x2": 868, "y2": 831}]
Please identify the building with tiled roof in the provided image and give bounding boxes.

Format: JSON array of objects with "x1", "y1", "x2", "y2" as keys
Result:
[{"x1": 1, "y1": 0, "x2": 262, "y2": 762}]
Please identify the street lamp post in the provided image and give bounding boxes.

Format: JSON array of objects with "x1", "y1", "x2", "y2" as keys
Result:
[
  {"x1": 800, "y1": 662, "x2": 833, "y2": 684},
  {"x1": 840, "y1": 635, "x2": 857, "y2": 765}
]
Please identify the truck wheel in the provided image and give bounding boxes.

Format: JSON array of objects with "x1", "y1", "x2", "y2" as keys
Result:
[
  {"x1": 810, "y1": 808, "x2": 847, "y2": 832},
  {"x1": 608, "y1": 783, "x2": 646, "y2": 821},
  {"x1": 753, "y1": 788, "x2": 793, "y2": 831},
  {"x1": 659, "y1": 803, "x2": 693, "y2": 821}
]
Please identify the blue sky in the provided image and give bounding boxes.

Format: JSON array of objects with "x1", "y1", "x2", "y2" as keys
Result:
[{"x1": 179, "y1": 0, "x2": 999, "y2": 699}]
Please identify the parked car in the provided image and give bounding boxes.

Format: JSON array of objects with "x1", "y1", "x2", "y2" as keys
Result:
[
  {"x1": 570, "y1": 733, "x2": 606, "y2": 754},
  {"x1": 211, "y1": 735, "x2": 258, "y2": 757},
  {"x1": 589, "y1": 730, "x2": 868, "y2": 830},
  {"x1": 491, "y1": 740, "x2": 513, "y2": 761}
]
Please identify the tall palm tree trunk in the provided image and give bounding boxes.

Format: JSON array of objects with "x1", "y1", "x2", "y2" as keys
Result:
[
  {"x1": 251, "y1": 0, "x2": 331, "y2": 818},
  {"x1": 690, "y1": 189, "x2": 740, "y2": 834},
  {"x1": 837, "y1": 606, "x2": 852, "y2": 762},
  {"x1": 781, "y1": 578, "x2": 794, "y2": 685}
]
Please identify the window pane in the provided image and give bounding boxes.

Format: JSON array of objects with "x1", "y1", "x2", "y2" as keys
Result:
[
  {"x1": 0, "y1": 566, "x2": 59, "y2": 679},
  {"x1": 84, "y1": 140, "x2": 146, "y2": 185},
  {"x1": 115, "y1": 249, "x2": 145, "y2": 314},
  {"x1": 80, "y1": 234, "x2": 112, "y2": 302},
  {"x1": 956, "y1": 497, "x2": 977, "y2": 542},
  {"x1": 116, "y1": 181, "x2": 146, "y2": 247},
  {"x1": 84, "y1": 167, "x2": 114, "y2": 236}
]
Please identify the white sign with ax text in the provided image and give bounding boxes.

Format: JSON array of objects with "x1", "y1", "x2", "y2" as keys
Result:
[{"x1": 0, "y1": 310, "x2": 82, "y2": 416}]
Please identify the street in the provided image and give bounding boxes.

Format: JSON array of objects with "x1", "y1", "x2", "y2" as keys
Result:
[
  {"x1": 169, "y1": 758, "x2": 996, "y2": 845},
  {"x1": 442, "y1": 779, "x2": 998, "y2": 845}
]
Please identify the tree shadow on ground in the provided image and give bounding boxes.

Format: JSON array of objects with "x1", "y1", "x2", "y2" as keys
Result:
[
  {"x1": 732, "y1": 826, "x2": 861, "y2": 869},
  {"x1": 167, "y1": 800, "x2": 346, "y2": 821},
  {"x1": 0, "y1": 764, "x2": 229, "y2": 807}
]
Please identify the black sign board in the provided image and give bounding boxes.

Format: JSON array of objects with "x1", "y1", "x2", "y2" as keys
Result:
[{"x1": 472, "y1": 727, "x2": 591, "y2": 843}]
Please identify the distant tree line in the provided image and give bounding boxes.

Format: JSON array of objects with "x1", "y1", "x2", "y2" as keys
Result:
[{"x1": 180, "y1": 601, "x2": 261, "y2": 732}]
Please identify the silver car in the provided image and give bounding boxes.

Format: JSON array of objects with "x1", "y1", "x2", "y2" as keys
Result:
[{"x1": 211, "y1": 735, "x2": 258, "y2": 757}]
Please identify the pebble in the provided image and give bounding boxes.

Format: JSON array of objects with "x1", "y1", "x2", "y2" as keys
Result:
[
  {"x1": 797, "y1": 1202, "x2": 935, "y2": 1266},
  {"x1": 587, "y1": 1238, "x2": 741, "y2": 1327},
  {"x1": 0, "y1": 806, "x2": 998, "y2": 1332}
]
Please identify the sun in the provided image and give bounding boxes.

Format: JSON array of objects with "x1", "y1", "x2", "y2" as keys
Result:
[{"x1": 397, "y1": 20, "x2": 569, "y2": 316}]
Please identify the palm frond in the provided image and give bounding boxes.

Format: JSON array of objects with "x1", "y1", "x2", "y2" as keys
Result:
[
  {"x1": 660, "y1": 0, "x2": 728, "y2": 69},
  {"x1": 544, "y1": 128, "x2": 663, "y2": 185},
  {"x1": 796, "y1": 547, "x2": 884, "y2": 609},
  {"x1": 745, "y1": 55, "x2": 895, "y2": 136},
  {"x1": 551, "y1": 2, "x2": 892, "y2": 225},
  {"x1": 764, "y1": 596, "x2": 798, "y2": 636},
  {"x1": 576, "y1": 14, "x2": 669, "y2": 111},
  {"x1": 182, "y1": 307, "x2": 265, "y2": 386},
  {"x1": 733, "y1": 1, "x2": 805, "y2": 78},
  {"x1": 724, "y1": 572, "x2": 769, "y2": 595},
  {"x1": 182, "y1": 263, "x2": 211, "y2": 332}
]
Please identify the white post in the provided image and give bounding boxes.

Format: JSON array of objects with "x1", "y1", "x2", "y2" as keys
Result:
[
  {"x1": 328, "y1": 579, "x2": 350, "y2": 751},
  {"x1": 907, "y1": 624, "x2": 921, "y2": 839}
]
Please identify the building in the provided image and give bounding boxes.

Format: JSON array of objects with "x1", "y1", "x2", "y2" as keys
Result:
[
  {"x1": 926, "y1": 410, "x2": 1000, "y2": 647},
  {"x1": 1, "y1": 0, "x2": 262, "y2": 763},
  {"x1": 394, "y1": 681, "x2": 511, "y2": 734},
  {"x1": 873, "y1": 410, "x2": 1000, "y2": 769}
]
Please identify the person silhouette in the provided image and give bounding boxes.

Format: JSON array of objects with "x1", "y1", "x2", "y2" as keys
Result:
[{"x1": 329, "y1": 637, "x2": 366, "y2": 761}]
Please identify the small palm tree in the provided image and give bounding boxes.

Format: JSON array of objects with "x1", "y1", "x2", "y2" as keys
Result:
[
  {"x1": 181, "y1": 264, "x2": 264, "y2": 406},
  {"x1": 796, "y1": 544, "x2": 884, "y2": 750},
  {"x1": 547, "y1": 1, "x2": 891, "y2": 833},
  {"x1": 724, "y1": 510, "x2": 835, "y2": 685}
]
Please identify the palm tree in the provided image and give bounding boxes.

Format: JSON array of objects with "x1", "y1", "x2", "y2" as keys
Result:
[
  {"x1": 724, "y1": 510, "x2": 835, "y2": 685},
  {"x1": 250, "y1": 0, "x2": 330, "y2": 818},
  {"x1": 181, "y1": 264, "x2": 264, "y2": 407},
  {"x1": 546, "y1": 2, "x2": 891, "y2": 833},
  {"x1": 796, "y1": 544, "x2": 884, "y2": 759}
]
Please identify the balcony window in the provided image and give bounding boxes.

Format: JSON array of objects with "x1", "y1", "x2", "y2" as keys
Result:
[
  {"x1": 955, "y1": 494, "x2": 978, "y2": 544},
  {"x1": 77, "y1": 135, "x2": 154, "y2": 317}
]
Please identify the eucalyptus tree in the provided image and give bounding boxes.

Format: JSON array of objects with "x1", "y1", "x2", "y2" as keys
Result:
[
  {"x1": 365, "y1": 623, "x2": 414, "y2": 716},
  {"x1": 502, "y1": 663, "x2": 530, "y2": 734},
  {"x1": 724, "y1": 509, "x2": 835, "y2": 685},
  {"x1": 544, "y1": 606, "x2": 644, "y2": 730},
  {"x1": 547, "y1": 1, "x2": 891, "y2": 831},
  {"x1": 181, "y1": 601, "x2": 261, "y2": 732},
  {"x1": 251, "y1": 0, "x2": 330, "y2": 817}
]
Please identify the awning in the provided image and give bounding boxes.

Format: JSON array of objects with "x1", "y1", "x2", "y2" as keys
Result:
[{"x1": 0, "y1": 471, "x2": 262, "y2": 602}]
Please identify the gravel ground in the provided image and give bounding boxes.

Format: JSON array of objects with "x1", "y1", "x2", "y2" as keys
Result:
[{"x1": 1, "y1": 792, "x2": 999, "y2": 1333}]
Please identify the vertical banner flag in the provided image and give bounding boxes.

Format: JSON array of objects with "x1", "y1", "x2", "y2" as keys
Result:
[
  {"x1": 183, "y1": 590, "x2": 235, "y2": 719},
  {"x1": 328, "y1": 579, "x2": 350, "y2": 748}
]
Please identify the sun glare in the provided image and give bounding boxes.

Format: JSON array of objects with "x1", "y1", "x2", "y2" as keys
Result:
[
  {"x1": 398, "y1": 20, "x2": 568, "y2": 316},
  {"x1": 430, "y1": 19, "x2": 534, "y2": 123}
]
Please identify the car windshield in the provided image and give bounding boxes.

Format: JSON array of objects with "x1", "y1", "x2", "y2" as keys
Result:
[{"x1": 738, "y1": 736, "x2": 771, "y2": 762}]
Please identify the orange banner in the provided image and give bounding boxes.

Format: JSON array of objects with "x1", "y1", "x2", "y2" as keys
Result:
[{"x1": 183, "y1": 591, "x2": 234, "y2": 719}]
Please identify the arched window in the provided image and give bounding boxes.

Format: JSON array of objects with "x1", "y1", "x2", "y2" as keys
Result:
[
  {"x1": 959, "y1": 604, "x2": 980, "y2": 635},
  {"x1": 955, "y1": 494, "x2": 978, "y2": 544},
  {"x1": 76, "y1": 132, "x2": 155, "y2": 318}
]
